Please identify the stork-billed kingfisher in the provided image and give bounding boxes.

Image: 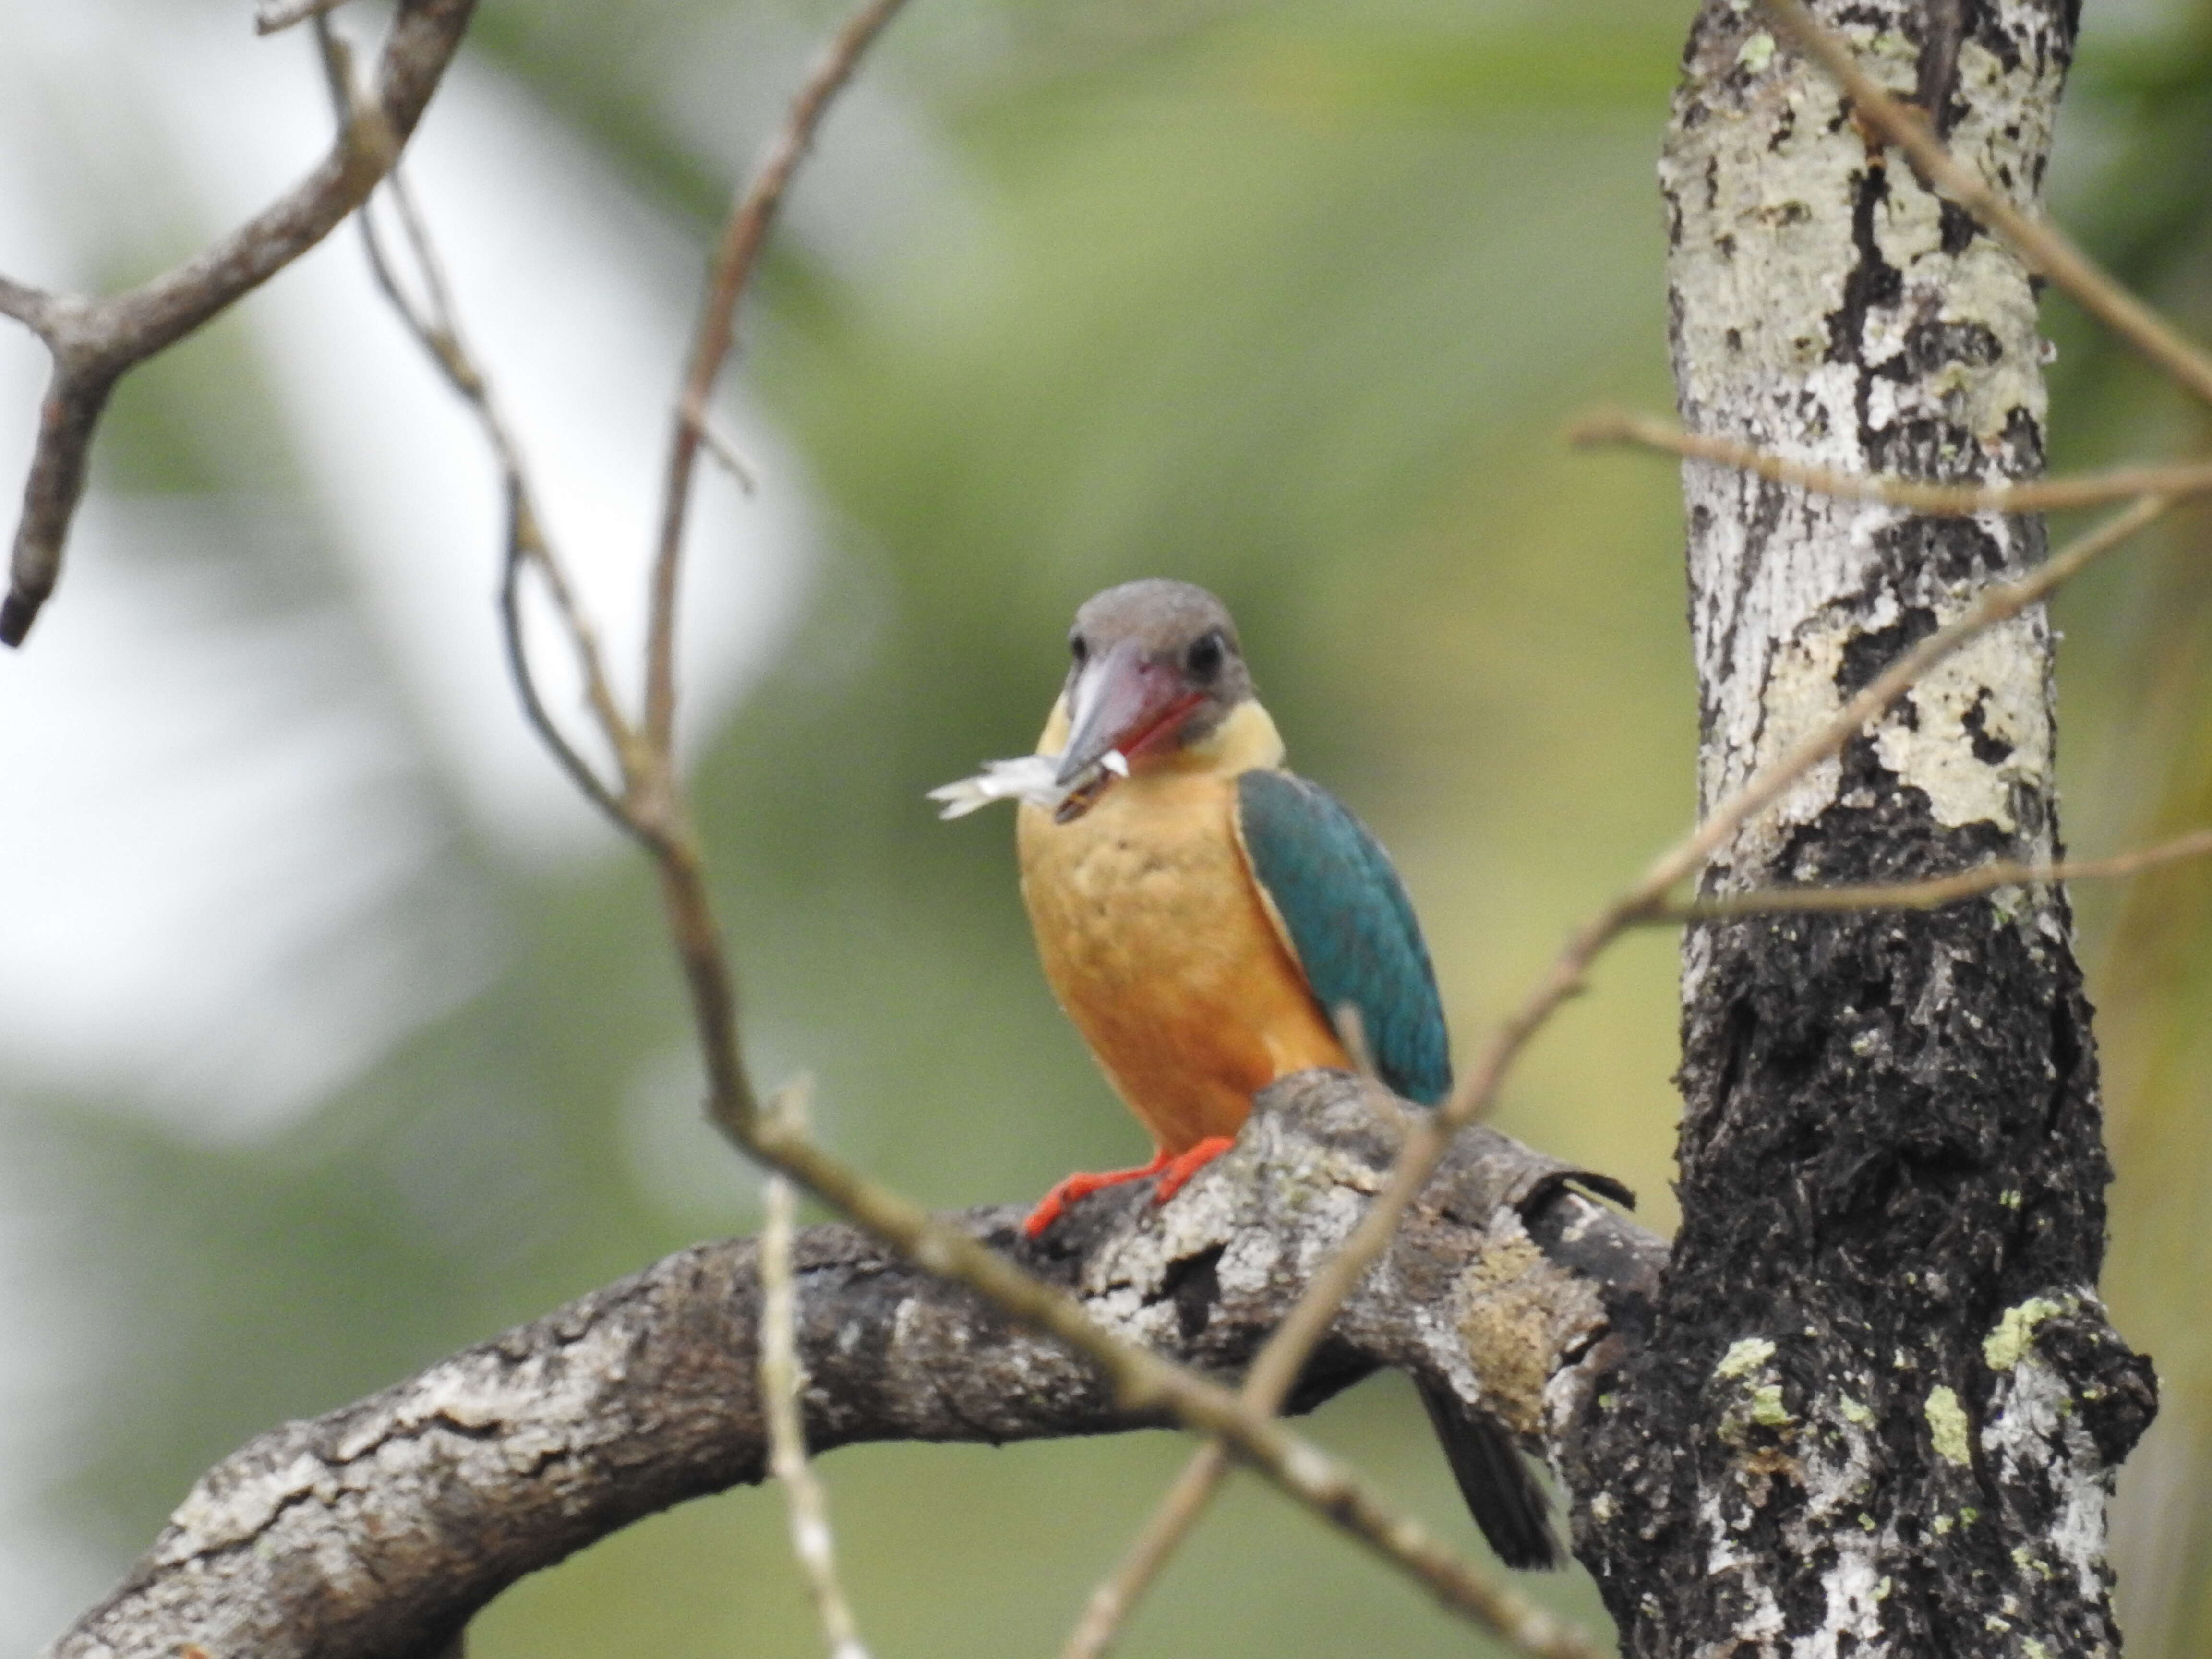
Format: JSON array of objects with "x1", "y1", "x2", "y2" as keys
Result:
[{"x1": 930, "y1": 577, "x2": 1558, "y2": 1570}]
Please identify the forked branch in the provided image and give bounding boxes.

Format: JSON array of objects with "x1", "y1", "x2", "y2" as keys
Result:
[{"x1": 0, "y1": 0, "x2": 477, "y2": 647}]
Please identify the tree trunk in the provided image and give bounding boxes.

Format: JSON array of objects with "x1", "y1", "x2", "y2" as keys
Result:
[{"x1": 1563, "y1": 3, "x2": 2157, "y2": 1654}]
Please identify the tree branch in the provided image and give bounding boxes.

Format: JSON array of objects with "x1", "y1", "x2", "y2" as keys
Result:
[
  {"x1": 258, "y1": 0, "x2": 363, "y2": 35},
  {"x1": 1650, "y1": 826, "x2": 2212, "y2": 922},
  {"x1": 47, "y1": 1074, "x2": 1657, "y2": 1659},
  {"x1": 0, "y1": 276, "x2": 50, "y2": 326},
  {"x1": 0, "y1": 0, "x2": 478, "y2": 647},
  {"x1": 1064, "y1": 1444, "x2": 1231, "y2": 1659},
  {"x1": 312, "y1": 16, "x2": 640, "y2": 836},
  {"x1": 1570, "y1": 408, "x2": 2212, "y2": 515},
  {"x1": 644, "y1": 0, "x2": 911, "y2": 755}
]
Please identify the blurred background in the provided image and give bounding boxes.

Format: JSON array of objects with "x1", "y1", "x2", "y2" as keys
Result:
[{"x1": 0, "y1": 0, "x2": 2206, "y2": 1652}]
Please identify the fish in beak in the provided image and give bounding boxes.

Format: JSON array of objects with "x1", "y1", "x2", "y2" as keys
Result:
[{"x1": 1049, "y1": 639, "x2": 1203, "y2": 819}]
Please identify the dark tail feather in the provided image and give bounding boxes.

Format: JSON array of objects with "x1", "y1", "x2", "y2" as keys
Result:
[{"x1": 1415, "y1": 1378, "x2": 1562, "y2": 1570}]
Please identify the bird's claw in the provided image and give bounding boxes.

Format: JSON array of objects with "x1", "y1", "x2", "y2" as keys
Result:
[{"x1": 1021, "y1": 1138, "x2": 1236, "y2": 1237}]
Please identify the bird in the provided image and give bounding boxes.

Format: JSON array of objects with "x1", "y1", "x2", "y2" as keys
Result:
[{"x1": 929, "y1": 577, "x2": 1560, "y2": 1570}]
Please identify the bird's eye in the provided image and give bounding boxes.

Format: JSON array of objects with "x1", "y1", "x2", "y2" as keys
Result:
[
  {"x1": 1070, "y1": 632, "x2": 1089, "y2": 665},
  {"x1": 1185, "y1": 630, "x2": 1225, "y2": 680}
]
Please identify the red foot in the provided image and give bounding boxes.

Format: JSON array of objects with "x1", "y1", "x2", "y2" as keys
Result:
[
  {"x1": 1022, "y1": 1137, "x2": 1238, "y2": 1238},
  {"x1": 1152, "y1": 1136, "x2": 1235, "y2": 1204},
  {"x1": 1022, "y1": 1149, "x2": 1171, "y2": 1238}
]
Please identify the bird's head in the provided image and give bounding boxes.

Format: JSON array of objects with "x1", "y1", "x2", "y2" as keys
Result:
[{"x1": 1050, "y1": 579, "x2": 1255, "y2": 820}]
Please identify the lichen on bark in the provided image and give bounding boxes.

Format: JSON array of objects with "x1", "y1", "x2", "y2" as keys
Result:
[{"x1": 1565, "y1": 2, "x2": 2157, "y2": 1654}]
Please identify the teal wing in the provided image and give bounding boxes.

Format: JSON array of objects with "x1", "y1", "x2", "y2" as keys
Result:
[
  {"x1": 1232, "y1": 769, "x2": 1451, "y2": 1105},
  {"x1": 1236, "y1": 771, "x2": 1555, "y2": 1568}
]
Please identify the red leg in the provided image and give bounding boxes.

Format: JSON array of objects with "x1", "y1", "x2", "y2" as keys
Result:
[
  {"x1": 1023, "y1": 1147, "x2": 1173, "y2": 1238},
  {"x1": 1151, "y1": 1135, "x2": 1236, "y2": 1204}
]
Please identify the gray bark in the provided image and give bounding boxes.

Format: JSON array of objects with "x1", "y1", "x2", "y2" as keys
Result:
[
  {"x1": 1565, "y1": 4, "x2": 2156, "y2": 1656},
  {"x1": 45, "y1": 1073, "x2": 1659, "y2": 1659}
]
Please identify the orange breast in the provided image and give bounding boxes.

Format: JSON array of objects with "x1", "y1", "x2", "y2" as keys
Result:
[{"x1": 1016, "y1": 769, "x2": 1348, "y2": 1154}]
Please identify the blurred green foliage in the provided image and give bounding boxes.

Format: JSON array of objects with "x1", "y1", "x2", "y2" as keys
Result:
[{"x1": 13, "y1": 0, "x2": 2212, "y2": 1654}]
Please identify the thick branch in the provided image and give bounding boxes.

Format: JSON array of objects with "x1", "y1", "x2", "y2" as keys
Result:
[
  {"x1": 48, "y1": 1073, "x2": 1658, "y2": 1659},
  {"x1": 0, "y1": 0, "x2": 477, "y2": 647}
]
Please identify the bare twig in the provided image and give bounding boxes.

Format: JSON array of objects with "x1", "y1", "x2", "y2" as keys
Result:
[
  {"x1": 644, "y1": 0, "x2": 910, "y2": 755},
  {"x1": 494, "y1": 491, "x2": 639, "y2": 833},
  {"x1": 1756, "y1": 0, "x2": 2212, "y2": 411},
  {"x1": 699, "y1": 422, "x2": 761, "y2": 494},
  {"x1": 0, "y1": 277, "x2": 48, "y2": 326},
  {"x1": 2, "y1": 365, "x2": 122, "y2": 644},
  {"x1": 312, "y1": 16, "x2": 639, "y2": 836},
  {"x1": 1648, "y1": 827, "x2": 2212, "y2": 923},
  {"x1": 1062, "y1": 1440, "x2": 1592, "y2": 1659},
  {"x1": 257, "y1": 0, "x2": 361, "y2": 35},
  {"x1": 761, "y1": 1083, "x2": 871, "y2": 1659},
  {"x1": 1064, "y1": 1447, "x2": 1226, "y2": 1659},
  {"x1": 0, "y1": 0, "x2": 477, "y2": 646},
  {"x1": 1571, "y1": 409, "x2": 2212, "y2": 515}
]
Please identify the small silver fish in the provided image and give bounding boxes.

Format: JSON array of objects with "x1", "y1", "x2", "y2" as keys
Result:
[{"x1": 927, "y1": 748, "x2": 1128, "y2": 820}]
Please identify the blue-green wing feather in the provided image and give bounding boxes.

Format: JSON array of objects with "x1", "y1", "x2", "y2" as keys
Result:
[
  {"x1": 1233, "y1": 769, "x2": 1450, "y2": 1105},
  {"x1": 1238, "y1": 772, "x2": 1556, "y2": 1568}
]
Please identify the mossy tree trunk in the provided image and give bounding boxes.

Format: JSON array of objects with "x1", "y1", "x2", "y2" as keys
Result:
[{"x1": 1563, "y1": 3, "x2": 2158, "y2": 1654}]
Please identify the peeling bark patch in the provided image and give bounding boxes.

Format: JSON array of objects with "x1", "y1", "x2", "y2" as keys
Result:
[{"x1": 1872, "y1": 618, "x2": 2052, "y2": 832}]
